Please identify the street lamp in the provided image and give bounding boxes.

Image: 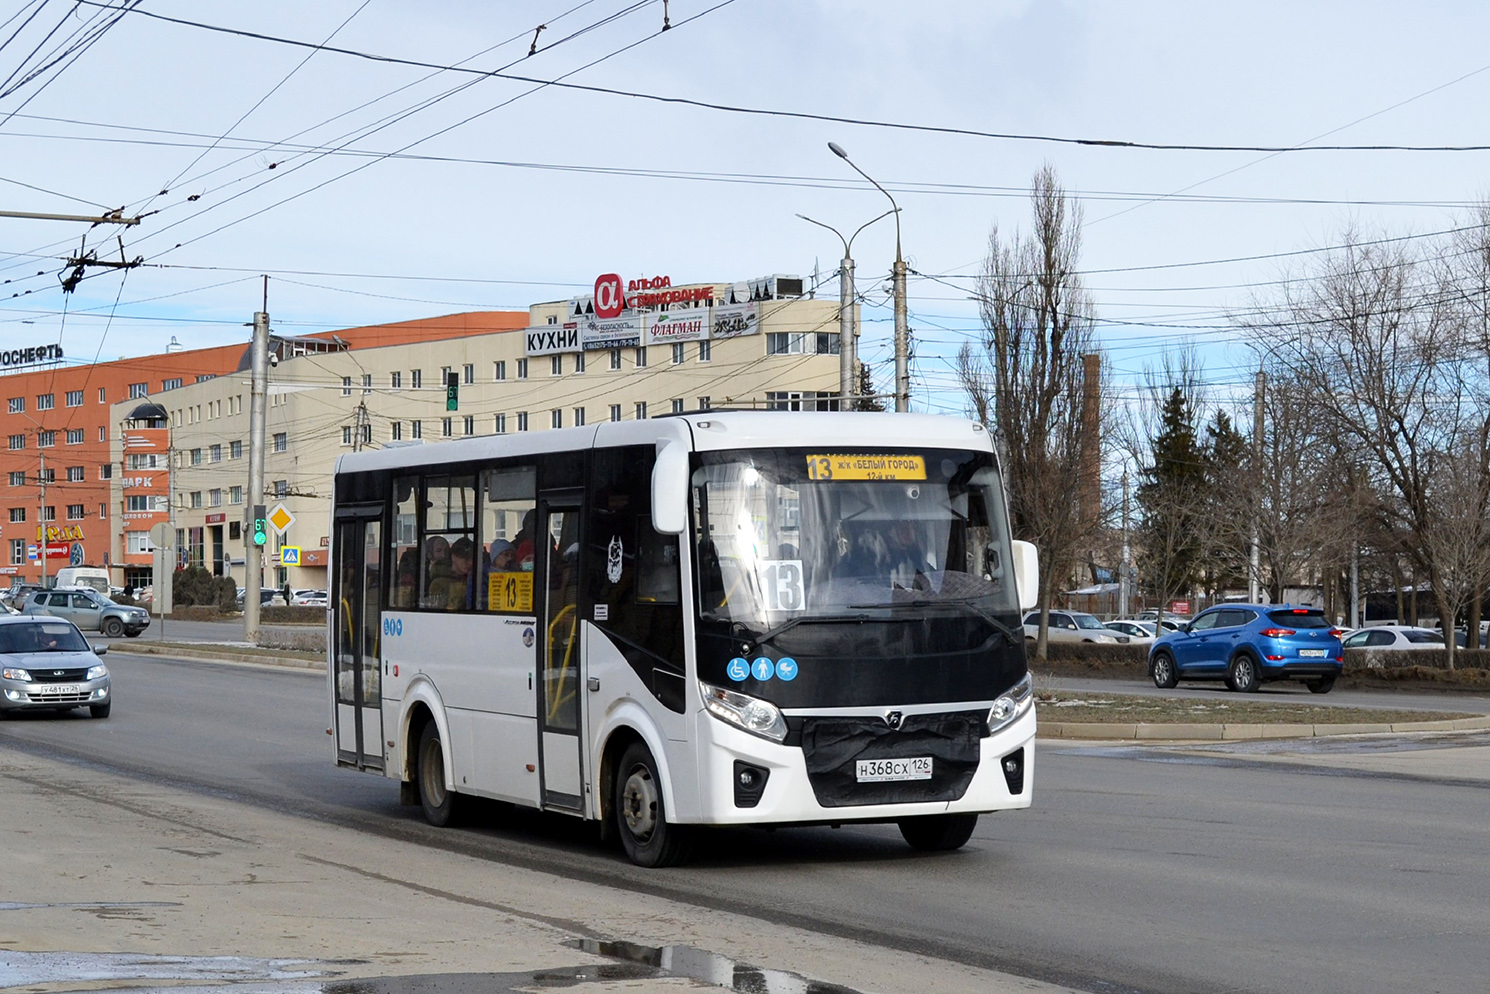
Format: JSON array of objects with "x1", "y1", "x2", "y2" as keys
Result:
[
  {"x1": 828, "y1": 142, "x2": 909, "y2": 412},
  {"x1": 796, "y1": 208, "x2": 895, "y2": 409}
]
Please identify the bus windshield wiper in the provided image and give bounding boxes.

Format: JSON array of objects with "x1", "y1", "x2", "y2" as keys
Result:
[
  {"x1": 851, "y1": 596, "x2": 1021, "y2": 646},
  {"x1": 740, "y1": 612, "x2": 872, "y2": 647}
]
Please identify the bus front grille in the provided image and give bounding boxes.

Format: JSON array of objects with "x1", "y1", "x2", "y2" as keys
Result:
[{"x1": 798, "y1": 711, "x2": 984, "y2": 808}]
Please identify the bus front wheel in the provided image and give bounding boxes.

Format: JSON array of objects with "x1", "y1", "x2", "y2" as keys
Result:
[
  {"x1": 614, "y1": 742, "x2": 692, "y2": 867},
  {"x1": 417, "y1": 722, "x2": 461, "y2": 827},
  {"x1": 898, "y1": 813, "x2": 978, "y2": 852}
]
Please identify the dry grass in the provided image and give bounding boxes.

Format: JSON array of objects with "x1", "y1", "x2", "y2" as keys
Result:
[{"x1": 1036, "y1": 690, "x2": 1474, "y2": 725}]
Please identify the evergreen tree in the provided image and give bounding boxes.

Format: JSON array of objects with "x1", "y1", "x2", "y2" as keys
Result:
[
  {"x1": 1202, "y1": 409, "x2": 1252, "y2": 594},
  {"x1": 1136, "y1": 386, "x2": 1206, "y2": 614}
]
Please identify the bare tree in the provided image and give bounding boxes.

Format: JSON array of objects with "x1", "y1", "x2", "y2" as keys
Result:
[{"x1": 957, "y1": 164, "x2": 1100, "y2": 657}]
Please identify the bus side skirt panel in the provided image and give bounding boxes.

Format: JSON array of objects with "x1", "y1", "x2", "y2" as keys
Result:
[{"x1": 590, "y1": 698, "x2": 686, "y2": 824}]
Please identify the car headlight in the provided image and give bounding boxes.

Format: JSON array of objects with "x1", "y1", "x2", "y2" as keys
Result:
[
  {"x1": 988, "y1": 673, "x2": 1034, "y2": 733},
  {"x1": 699, "y1": 682, "x2": 788, "y2": 742},
  {"x1": 86, "y1": 665, "x2": 108, "y2": 680},
  {"x1": 2, "y1": 667, "x2": 32, "y2": 682}
]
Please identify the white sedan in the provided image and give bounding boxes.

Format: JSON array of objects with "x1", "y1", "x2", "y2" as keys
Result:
[
  {"x1": 1105, "y1": 619, "x2": 1157, "y2": 644},
  {"x1": 1023, "y1": 611, "x2": 1126, "y2": 644},
  {"x1": 1341, "y1": 626, "x2": 1445, "y2": 649}
]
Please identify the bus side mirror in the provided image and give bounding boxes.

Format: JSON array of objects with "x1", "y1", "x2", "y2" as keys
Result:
[
  {"x1": 1011, "y1": 540, "x2": 1039, "y2": 612},
  {"x1": 652, "y1": 440, "x2": 689, "y2": 535}
]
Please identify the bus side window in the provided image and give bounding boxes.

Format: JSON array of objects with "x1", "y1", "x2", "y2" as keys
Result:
[
  {"x1": 390, "y1": 476, "x2": 419, "y2": 608},
  {"x1": 481, "y1": 464, "x2": 537, "y2": 613}
]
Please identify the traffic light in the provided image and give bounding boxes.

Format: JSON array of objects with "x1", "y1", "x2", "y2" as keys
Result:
[
  {"x1": 251, "y1": 504, "x2": 268, "y2": 547},
  {"x1": 446, "y1": 371, "x2": 459, "y2": 411}
]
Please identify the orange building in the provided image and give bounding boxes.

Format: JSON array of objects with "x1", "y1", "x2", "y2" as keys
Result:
[{"x1": 1, "y1": 311, "x2": 526, "y2": 589}]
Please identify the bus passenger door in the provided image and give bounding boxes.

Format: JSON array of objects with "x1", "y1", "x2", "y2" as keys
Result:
[
  {"x1": 333, "y1": 509, "x2": 384, "y2": 772},
  {"x1": 536, "y1": 494, "x2": 584, "y2": 811}
]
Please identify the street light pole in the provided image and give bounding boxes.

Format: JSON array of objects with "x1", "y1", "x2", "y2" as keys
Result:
[
  {"x1": 828, "y1": 142, "x2": 909, "y2": 412},
  {"x1": 797, "y1": 209, "x2": 895, "y2": 410},
  {"x1": 244, "y1": 304, "x2": 270, "y2": 643}
]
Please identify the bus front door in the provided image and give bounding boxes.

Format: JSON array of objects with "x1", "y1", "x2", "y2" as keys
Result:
[
  {"x1": 536, "y1": 495, "x2": 584, "y2": 811},
  {"x1": 333, "y1": 510, "x2": 384, "y2": 772}
]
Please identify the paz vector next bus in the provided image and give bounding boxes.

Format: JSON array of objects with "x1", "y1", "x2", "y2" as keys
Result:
[{"x1": 329, "y1": 411, "x2": 1039, "y2": 866}]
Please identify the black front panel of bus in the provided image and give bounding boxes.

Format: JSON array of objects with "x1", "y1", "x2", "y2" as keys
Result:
[{"x1": 695, "y1": 615, "x2": 1027, "y2": 709}]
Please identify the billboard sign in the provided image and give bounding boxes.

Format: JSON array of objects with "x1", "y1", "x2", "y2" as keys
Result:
[
  {"x1": 644, "y1": 309, "x2": 709, "y2": 345},
  {"x1": 711, "y1": 300, "x2": 759, "y2": 339},
  {"x1": 525, "y1": 324, "x2": 581, "y2": 356},
  {"x1": 578, "y1": 313, "x2": 642, "y2": 350}
]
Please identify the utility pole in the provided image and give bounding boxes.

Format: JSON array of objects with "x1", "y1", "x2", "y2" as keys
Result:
[
  {"x1": 828, "y1": 142, "x2": 909, "y2": 411},
  {"x1": 1250, "y1": 369, "x2": 1264, "y2": 602},
  {"x1": 1120, "y1": 471, "x2": 1131, "y2": 617},
  {"x1": 243, "y1": 283, "x2": 270, "y2": 642},
  {"x1": 38, "y1": 449, "x2": 47, "y2": 588},
  {"x1": 798, "y1": 210, "x2": 893, "y2": 411}
]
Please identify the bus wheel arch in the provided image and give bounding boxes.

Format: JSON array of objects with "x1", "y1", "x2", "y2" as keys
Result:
[{"x1": 613, "y1": 739, "x2": 692, "y2": 867}]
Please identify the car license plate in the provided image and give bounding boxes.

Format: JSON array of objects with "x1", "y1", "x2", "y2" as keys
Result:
[
  {"x1": 34, "y1": 684, "x2": 80, "y2": 696},
  {"x1": 856, "y1": 757, "x2": 932, "y2": 783},
  {"x1": 1299, "y1": 649, "x2": 1327, "y2": 658}
]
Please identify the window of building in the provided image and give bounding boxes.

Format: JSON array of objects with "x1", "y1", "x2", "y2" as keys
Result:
[
  {"x1": 516, "y1": 358, "x2": 528, "y2": 380},
  {"x1": 98, "y1": 387, "x2": 107, "y2": 404},
  {"x1": 361, "y1": 423, "x2": 372, "y2": 446},
  {"x1": 273, "y1": 432, "x2": 287, "y2": 453},
  {"x1": 609, "y1": 404, "x2": 622, "y2": 422},
  {"x1": 230, "y1": 439, "x2": 242, "y2": 459},
  {"x1": 363, "y1": 373, "x2": 372, "y2": 395},
  {"x1": 210, "y1": 443, "x2": 221, "y2": 462},
  {"x1": 342, "y1": 376, "x2": 352, "y2": 396},
  {"x1": 412, "y1": 369, "x2": 422, "y2": 389},
  {"x1": 65, "y1": 389, "x2": 83, "y2": 407},
  {"x1": 699, "y1": 340, "x2": 712, "y2": 362},
  {"x1": 463, "y1": 415, "x2": 474, "y2": 436},
  {"x1": 39, "y1": 468, "x2": 53, "y2": 484},
  {"x1": 36, "y1": 393, "x2": 54, "y2": 410},
  {"x1": 574, "y1": 352, "x2": 585, "y2": 373},
  {"x1": 11, "y1": 539, "x2": 24, "y2": 565},
  {"x1": 197, "y1": 374, "x2": 216, "y2": 383},
  {"x1": 190, "y1": 492, "x2": 202, "y2": 509},
  {"x1": 671, "y1": 398, "x2": 685, "y2": 414},
  {"x1": 66, "y1": 428, "x2": 83, "y2": 444},
  {"x1": 672, "y1": 343, "x2": 685, "y2": 365},
  {"x1": 441, "y1": 417, "x2": 452, "y2": 438},
  {"x1": 162, "y1": 378, "x2": 182, "y2": 391},
  {"x1": 273, "y1": 480, "x2": 288, "y2": 498},
  {"x1": 210, "y1": 489, "x2": 222, "y2": 507},
  {"x1": 98, "y1": 425, "x2": 106, "y2": 442},
  {"x1": 634, "y1": 346, "x2": 648, "y2": 368},
  {"x1": 66, "y1": 466, "x2": 83, "y2": 482},
  {"x1": 342, "y1": 426, "x2": 353, "y2": 446},
  {"x1": 610, "y1": 348, "x2": 622, "y2": 370},
  {"x1": 550, "y1": 409, "x2": 563, "y2": 429},
  {"x1": 99, "y1": 502, "x2": 107, "y2": 519},
  {"x1": 127, "y1": 531, "x2": 153, "y2": 554},
  {"x1": 67, "y1": 504, "x2": 84, "y2": 520},
  {"x1": 8, "y1": 471, "x2": 23, "y2": 486},
  {"x1": 129, "y1": 382, "x2": 148, "y2": 399},
  {"x1": 41, "y1": 506, "x2": 54, "y2": 521},
  {"x1": 463, "y1": 363, "x2": 474, "y2": 385},
  {"x1": 391, "y1": 421, "x2": 402, "y2": 441},
  {"x1": 766, "y1": 390, "x2": 841, "y2": 411},
  {"x1": 551, "y1": 355, "x2": 563, "y2": 377},
  {"x1": 494, "y1": 413, "x2": 506, "y2": 434},
  {"x1": 125, "y1": 495, "x2": 150, "y2": 512},
  {"x1": 494, "y1": 360, "x2": 507, "y2": 381},
  {"x1": 573, "y1": 407, "x2": 585, "y2": 427},
  {"x1": 190, "y1": 448, "x2": 202, "y2": 465},
  {"x1": 7, "y1": 435, "x2": 23, "y2": 450},
  {"x1": 6, "y1": 398, "x2": 21, "y2": 414},
  {"x1": 516, "y1": 411, "x2": 528, "y2": 432},
  {"x1": 99, "y1": 464, "x2": 112, "y2": 480},
  {"x1": 8, "y1": 508, "x2": 23, "y2": 523},
  {"x1": 37, "y1": 430, "x2": 55, "y2": 448},
  {"x1": 230, "y1": 485, "x2": 243, "y2": 504},
  {"x1": 412, "y1": 420, "x2": 422, "y2": 439},
  {"x1": 767, "y1": 332, "x2": 839, "y2": 356},
  {"x1": 390, "y1": 370, "x2": 402, "y2": 390},
  {"x1": 635, "y1": 402, "x2": 647, "y2": 420},
  {"x1": 698, "y1": 396, "x2": 711, "y2": 410}
]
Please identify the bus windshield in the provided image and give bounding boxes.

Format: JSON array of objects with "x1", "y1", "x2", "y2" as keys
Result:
[{"x1": 692, "y1": 447, "x2": 1018, "y2": 631}]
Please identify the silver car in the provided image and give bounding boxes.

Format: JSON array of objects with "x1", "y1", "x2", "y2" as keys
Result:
[
  {"x1": 0, "y1": 616, "x2": 111, "y2": 719},
  {"x1": 23, "y1": 587, "x2": 150, "y2": 638}
]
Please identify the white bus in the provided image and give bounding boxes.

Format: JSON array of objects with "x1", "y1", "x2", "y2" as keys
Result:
[{"x1": 329, "y1": 412, "x2": 1039, "y2": 866}]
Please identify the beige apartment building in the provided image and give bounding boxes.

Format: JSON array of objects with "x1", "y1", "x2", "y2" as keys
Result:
[{"x1": 109, "y1": 275, "x2": 845, "y2": 591}]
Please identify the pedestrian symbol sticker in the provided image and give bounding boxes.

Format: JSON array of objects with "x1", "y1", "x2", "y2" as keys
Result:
[
  {"x1": 281, "y1": 545, "x2": 301, "y2": 565},
  {"x1": 727, "y1": 657, "x2": 749, "y2": 682},
  {"x1": 751, "y1": 657, "x2": 775, "y2": 681},
  {"x1": 775, "y1": 657, "x2": 798, "y2": 681}
]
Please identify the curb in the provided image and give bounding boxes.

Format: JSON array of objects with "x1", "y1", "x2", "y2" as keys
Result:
[
  {"x1": 1039, "y1": 714, "x2": 1490, "y2": 741},
  {"x1": 112, "y1": 642, "x2": 323, "y2": 670}
]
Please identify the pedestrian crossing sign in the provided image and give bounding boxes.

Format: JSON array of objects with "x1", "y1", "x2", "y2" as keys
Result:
[{"x1": 281, "y1": 546, "x2": 301, "y2": 565}]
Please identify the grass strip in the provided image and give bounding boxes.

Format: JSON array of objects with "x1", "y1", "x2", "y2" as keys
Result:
[{"x1": 1037, "y1": 691, "x2": 1475, "y2": 725}]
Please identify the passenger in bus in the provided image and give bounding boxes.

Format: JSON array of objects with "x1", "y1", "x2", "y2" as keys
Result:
[
  {"x1": 513, "y1": 510, "x2": 538, "y2": 571},
  {"x1": 489, "y1": 538, "x2": 518, "y2": 572},
  {"x1": 422, "y1": 535, "x2": 452, "y2": 608},
  {"x1": 432, "y1": 537, "x2": 476, "y2": 610},
  {"x1": 393, "y1": 548, "x2": 419, "y2": 607}
]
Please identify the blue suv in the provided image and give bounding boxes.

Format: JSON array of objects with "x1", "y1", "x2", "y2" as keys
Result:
[{"x1": 1148, "y1": 604, "x2": 1344, "y2": 694}]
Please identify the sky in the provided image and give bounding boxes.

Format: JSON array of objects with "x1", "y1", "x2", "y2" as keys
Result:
[{"x1": 4, "y1": 0, "x2": 1490, "y2": 421}]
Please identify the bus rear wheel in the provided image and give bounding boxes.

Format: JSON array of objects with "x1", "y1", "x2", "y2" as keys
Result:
[
  {"x1": 898, "y1": 813, "x2": 979, "y2": 852},
  {"x1": 417, "y1": 722, "x2": 461, "y2": 827},
  {"x1": 614, "y1": 742, "x2": 691, "y2": 868}
]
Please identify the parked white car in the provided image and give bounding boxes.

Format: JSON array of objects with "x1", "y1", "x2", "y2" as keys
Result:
[
  {"x1": 1023, "y1": 610, "x2": 1126, "y2": 644},
  {"x1": 1105, "y1": 619, "x2": 1157, "y2": 644},
  {"x1": 1341, "y1": 626, "x2": 1446, "y2": 650}
]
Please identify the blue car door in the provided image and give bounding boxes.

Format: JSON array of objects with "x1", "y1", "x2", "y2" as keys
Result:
[
  {"x1": 1172, "y1": 610, "x2": 1221, "y2": 671},
  {"x1": 1199, "y1": 609, "x2": 1254, "y2": 674}
]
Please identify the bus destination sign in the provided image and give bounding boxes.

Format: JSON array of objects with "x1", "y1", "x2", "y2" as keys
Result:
[{"x1": 805, "y1": 454, "x2": 927, "y2": 481}]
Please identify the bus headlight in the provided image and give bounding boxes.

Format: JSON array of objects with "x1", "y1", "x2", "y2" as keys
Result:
[
  {"x1": 699, "y1": 682, "x2": 788, "y2": 743},
  {"x1": 988, "y1": 673, "x2": 1033, "y2": 734}
]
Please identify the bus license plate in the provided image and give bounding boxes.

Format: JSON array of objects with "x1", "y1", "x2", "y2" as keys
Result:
[
  {"x1": 856, "y1": 757, "x2": 933, "y2": 783},
  {"x1": 1299, "y1": 649, "x2": 1327, "y2": 657}
]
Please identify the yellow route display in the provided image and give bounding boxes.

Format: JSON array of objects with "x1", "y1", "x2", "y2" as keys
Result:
[
  {"x1": 805, "y1": 453, "x2": 926, "y2": 481},
  {"x1": 487, "y1": 571, "x2": 534, "y2": 612}
]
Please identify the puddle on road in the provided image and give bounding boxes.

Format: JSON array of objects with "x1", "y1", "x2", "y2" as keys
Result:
[{"x1": 0, "y1": 941, "x2": 859, "y2": 994}]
